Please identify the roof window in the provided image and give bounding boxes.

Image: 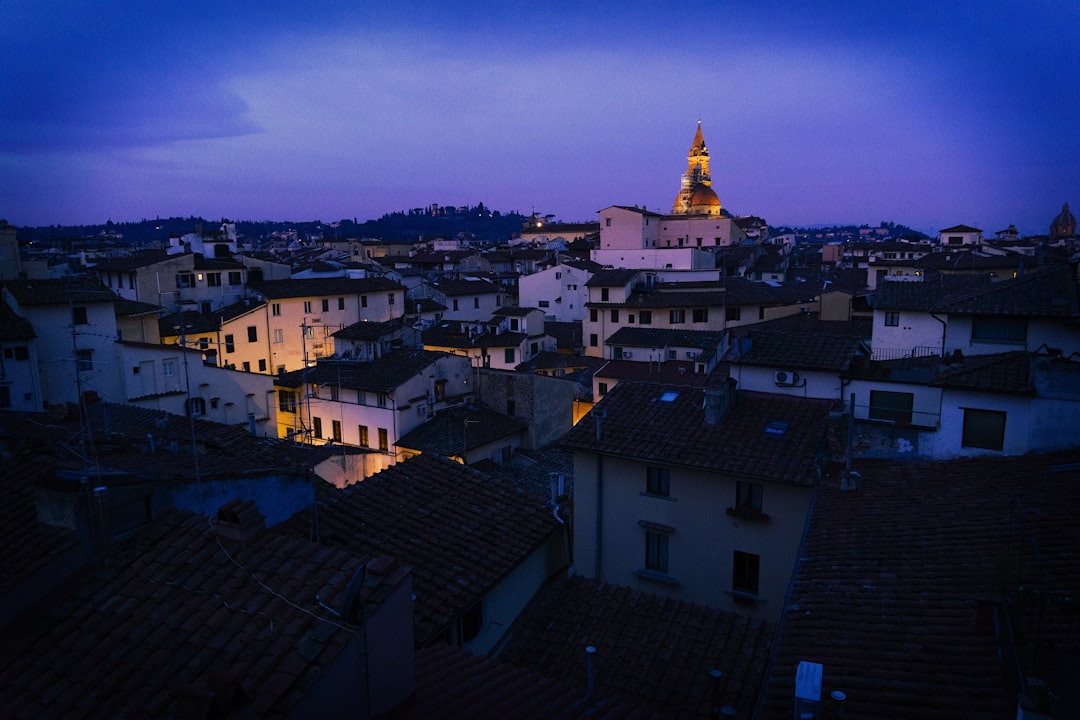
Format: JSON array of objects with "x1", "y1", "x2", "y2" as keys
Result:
[
  {"x1": 765, "y1": 420, "x2": 788, "y2": 436},
  {"x1": 658, "y1": 390, "x2": 680, "y2": 403}
]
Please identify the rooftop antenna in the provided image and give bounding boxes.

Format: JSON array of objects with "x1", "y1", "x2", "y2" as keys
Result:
[{"x1": 178, "y1": 304, "x2": 204, "y2": 514}]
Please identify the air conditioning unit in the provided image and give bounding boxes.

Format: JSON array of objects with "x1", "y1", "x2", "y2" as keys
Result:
[{"x1": 775, "y1": 370, "x2": 801, "y2": 386}]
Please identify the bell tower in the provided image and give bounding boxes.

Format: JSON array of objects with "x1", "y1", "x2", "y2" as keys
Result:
[{"x1": 672, "y1": 121, "x2": 721, "y2": 216}]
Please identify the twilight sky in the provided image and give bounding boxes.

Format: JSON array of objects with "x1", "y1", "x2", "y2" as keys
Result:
[{"x1": 2, "y1": 1, "x2": 1078, "y2": 235}]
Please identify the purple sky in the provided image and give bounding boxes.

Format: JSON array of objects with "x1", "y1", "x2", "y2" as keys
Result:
[{"x1": 2, "y1": 1, "x2": 1078, "y2": 235}]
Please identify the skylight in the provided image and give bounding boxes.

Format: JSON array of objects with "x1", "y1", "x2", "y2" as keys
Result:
[
  {"x1": 658, "y1": 390, "x2": 680, "y2": 403},
  {"x1": 765, "y1": 420, "x2": 788, "y2": 436}
]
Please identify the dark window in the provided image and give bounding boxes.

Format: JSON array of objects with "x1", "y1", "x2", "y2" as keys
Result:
[
  {"x1": 693, "y1": 308, "x2": 708, "y2": 323},
  {"x1": 332, "y1": 420, "x2": 342, "y2": 442},
  {"x1": 272, "y1": 303, "x2": 281, "y2": 316},
  {"x1": 601, "y1": 288, "x2": 609, "y2": 301},
  {"x1": 0, "y1": 386, "x2": 10, "y2": 408},
  {"x1": 338, "y1": 297, "x2": 345, "y2": 310},
  {"x1": 646, "y1": 466, "x2": 670, "y2": 496},
  {"x1": 669, "y1": 310, "x2": 685, "y2": 324},
  {"x1": 206, "y1": 272, "x2": 222, "y2": 287},
  {"x1": 75, "y1": 349, "x2": 93, "y2": 372},
  {"x1": 304, "y1": 301, "x2": 312, "y2": 313},
  {"x1": 474, "y1": 297, "x2": 480, "y2": 309},
  {"x1": 278, "y1": 390, "x2": 298, "y2": 413},
  {"x1": 589, "y1": 334, "x2": 598, "y2": 347},
  {"x1": 869, "y1": 390, "x2": 914, "y2": 425},
  {"x1": 321, "y1": 298, "x2": 329, "y2": 313},
  {"x1": 388, "y1": 294, "x2": 394, "y2": 305},
  {"x1": 258, "y1": 359, "x2": 267, "y2": 372},
  {"x1": 358, "y1": 425, "x2": 369, "y2": 447},
  {"x1": 361, "y1": 295, "x2": 368, "y2": 308},
  {"x1": 13, "y1": 346, "x2": 28, "y2": 360},
  {"x1": 228, "y1": 271, "x2": 242, "y2": 285},
  {"x1": 434, "y1": 379, "x2": 447, "y2": 401},
  {"x1": 971, "y1": 315, "x2": 1027, "y2": 344},
  {"x1": 186, "y1": 397, "x2": 206, "y2": 416},
  {"x1": 506, "y1": 398, "x2": 515, "y2": 416},
  {"x1": 610, "y1": 309, "x2": 619, "y2": 323},
  {"x1": 378, "y1": 428, "x2": 389, "y2": 451},
  {"x1": 504, "y1": 348, "x2": 515, "y2": 364},
  {"x1": 176, "y1": 272, "x2": 194, "y2": 288},
  {"x1": 590, "y1": 308, "x2": 598, "y2": 322},
  {"x1": 247, "y1": 326, "x2": 257, "y2": 343},
  {"x1": 628, "y1": 313, "x2": 635, "y2": 324},
  {"x1": 645, "y1": 532, "x2": 669, "y2": 573},
  {"x1": 962, "y1": 408, "x2": 1006, "y2": 450},
  {"x1": 453, "y1": 299, "x2": 459, "y2": 311},
  {"x1": 598, "y1": 382, "x2": 608, "y2": 396},
  {"x1": 884, "y1": 311, "x2": 900, "y2": 327},
  {"x1": 640, "y1": 310, "x2": 652, "y2": 325},
  {"x1": 733, "y1": 551, "x2": 760, "y2": 595},
  {"x1": 313, "y1": 417, "x2": 323, "y2": 438},
  {"x1": 377, "y1": 392, "x2": 387, "y2": 408},
  {"x1": 458, "y1": 601, "x2": 483, "y2": 644},
  {"x1": 726, "y1": 307, "x2": 741, "y2": 322},
  {"x1": 735, "y1": 481, "x2": 763, "y2": 513},
  {"x1": 72, "y1": 306, "x2": 88, "y2": 325},
  {"x1": 224, "y1": 334, "x2": 235, "y2": 353}
]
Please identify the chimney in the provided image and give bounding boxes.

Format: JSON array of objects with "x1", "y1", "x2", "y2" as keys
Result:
[
  {"x1": 585, "y1": 646, "x2": 597, "y2": 697},
  {"x1": 214, "y1": 499, "x2": 265, "y2": 552},
  {"x1": 703, "y1": 378, "x2": 736, "y2": 426}
]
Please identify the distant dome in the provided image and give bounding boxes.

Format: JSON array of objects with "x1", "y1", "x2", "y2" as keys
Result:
[
  {"x1": 1051, "y1": 202, "x2": 1076, "y2": 239},
  {"x1": 688, "y1": 184, "x2": 721, "y2": 213}
]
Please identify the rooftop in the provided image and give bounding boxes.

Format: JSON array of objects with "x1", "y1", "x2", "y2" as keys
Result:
[
  {"x1": 497, "y1": 575, "x2": 774, "y2": 719},
  {"x1": 0, "y1": 509, "x2": 391, "y2": 719},
  {"x1": 561, "y1": 381, "x2": 833, "y2": 486},
  {"x1": 761, "y1": 449, "x2": 1080, "y2": 719},
  {"x1": 278, "y1": 453, "x2": 562, "y2": 646},
  {"x1": 395, "y1": 404, "x2": 527, "y2": 457}
]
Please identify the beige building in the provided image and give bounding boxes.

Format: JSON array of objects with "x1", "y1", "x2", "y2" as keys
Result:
[{"x1": 562, "y1": 379, "x2": 833, "y2": 621}]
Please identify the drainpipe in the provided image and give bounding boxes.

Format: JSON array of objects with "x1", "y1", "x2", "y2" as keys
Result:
[
  {"x1": 594, "y1": 453, "x2": 603, "y2": 579},
  {"x1": 930, "y1": 312, "x2": 948, "y2": 358}
]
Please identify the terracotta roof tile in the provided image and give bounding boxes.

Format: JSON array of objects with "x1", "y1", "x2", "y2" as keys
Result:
[
  {"x1": 561, "y1": 382, "x2": 832, "y2": 486},
  {"x1": 0, "y1": 511, "x2": 375, "y2": 719},
  {"x1": 277, "y1": 453, "x2": 563, "y2": 646},
  {"x1": 497, "y1": 575, "x2": 773, "y2": 719},
  {"x1": 395, "y1": 404, "x2": 526, "y2": 456},
  {"x1": 760, "y1": 450, "x2": 1080, "y2": 719}
]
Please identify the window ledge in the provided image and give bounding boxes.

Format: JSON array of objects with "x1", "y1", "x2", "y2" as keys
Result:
[
  {"x1": 726, "y1": 590, "x2": 765, "y2": 606},
  {"x1": 640, "y1": 492, "x2": 677, "y2": 502},
  {"x1": 725, "y1": 507, "x2": 770, "y2": 522},
  {"x1": 635, "y1": 569, "x2": 680, "y2": 586}
]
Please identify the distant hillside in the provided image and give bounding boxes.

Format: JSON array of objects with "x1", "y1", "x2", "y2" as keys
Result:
[{"x1": 13, "y1": 203, "x2": 529, "y2": 247}]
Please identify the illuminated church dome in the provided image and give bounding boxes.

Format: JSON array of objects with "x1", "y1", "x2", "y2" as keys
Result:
[
  {"x1": 672, "y1": 121, "x2": 722, "y2": 217},
  {"x1": 1050, "y1": 202, "x2": 1076, "y2": 240}
]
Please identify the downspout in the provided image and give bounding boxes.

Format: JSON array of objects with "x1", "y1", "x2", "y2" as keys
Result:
[
  {"x1": 594, "y1": 453, "x2": 603, "y2": 579},
  {"x1": 930, "y1": 312, "x2": 947, "y2": 358}
]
